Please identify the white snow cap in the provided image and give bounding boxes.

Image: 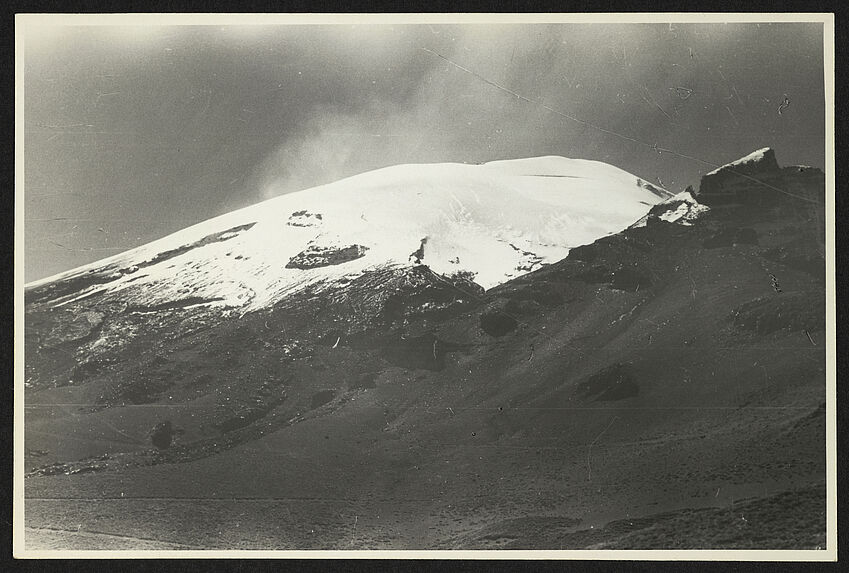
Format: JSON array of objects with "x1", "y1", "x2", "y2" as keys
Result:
[
  {"x1": 705, "y1": 147, "x2": 773, "y2": 176},
  {"x1": 29, "y1": 156, "x2": 671, "y2": 311}
]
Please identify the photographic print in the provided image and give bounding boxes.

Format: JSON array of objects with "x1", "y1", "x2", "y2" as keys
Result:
[{"x1": 14, "y1": 13, "x2": 836, "y2": 559}]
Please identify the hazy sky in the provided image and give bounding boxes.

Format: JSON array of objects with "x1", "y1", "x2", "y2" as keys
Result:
[{"x1": 23, "y1": 21, "x2": 825, "y2": 282}]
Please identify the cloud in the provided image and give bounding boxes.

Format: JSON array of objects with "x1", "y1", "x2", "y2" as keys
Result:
[
  {"x1": 240, "y1": 23, "x2": 686, "y2": 209},
  {"x1": 244, "y1": 25, "x2": 572, "y2": 205}
]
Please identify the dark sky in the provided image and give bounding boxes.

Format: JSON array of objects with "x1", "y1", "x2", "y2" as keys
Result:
[{"x1": 23, "y1": 22, "x2": 825, "y2": 282}]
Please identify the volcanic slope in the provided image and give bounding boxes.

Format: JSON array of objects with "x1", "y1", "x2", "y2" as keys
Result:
[{"x1": 23, "y1": 150, "x2": 826, "y2": 550}]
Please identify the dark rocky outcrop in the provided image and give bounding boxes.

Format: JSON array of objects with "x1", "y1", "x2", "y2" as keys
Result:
[
  {"x1": 409, "y1": 237, "x2": 428, "y2": 264},
  {"x1": 696, "y1": 148, "x2": 783, "y2": 207},
  {"x1": 285, "y1": 244, "x2": 369, "y2": 269}
]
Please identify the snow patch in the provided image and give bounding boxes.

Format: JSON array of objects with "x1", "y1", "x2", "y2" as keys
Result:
[{"x1": 705, "y1": 147, "x2": 772, "y2": 176}]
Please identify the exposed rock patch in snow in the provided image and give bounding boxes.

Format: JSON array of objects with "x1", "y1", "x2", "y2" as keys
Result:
[
  {"x1": 286, "y1": 210, "x2": 323, "y2": 227},
  {"x1": 285, "y1": 244, "x2": 369, "y2": 270}
]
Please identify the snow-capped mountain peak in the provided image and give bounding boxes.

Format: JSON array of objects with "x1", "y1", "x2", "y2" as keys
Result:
[{"x1": 27, "y1": 156, "x2": 672, "y2": 312}]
